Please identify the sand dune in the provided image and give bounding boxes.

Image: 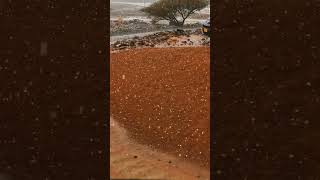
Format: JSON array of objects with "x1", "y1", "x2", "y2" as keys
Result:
[{"x1": 110, "y1": 47, "x2": 210, "y2": 179}]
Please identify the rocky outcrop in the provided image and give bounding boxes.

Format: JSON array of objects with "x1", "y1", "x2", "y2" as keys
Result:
[
  {"x1": 110, "y1": 19, "x2": 202, "y2": 36},
  {"x1": 111, "y1": 29, "x2": 210, "y2": 51}
]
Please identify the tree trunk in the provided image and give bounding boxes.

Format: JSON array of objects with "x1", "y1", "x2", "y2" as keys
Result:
[
  {"x1": 169, "y1": 20, "x2": 184, "y2": 27},
  {"x1": 181, "y1": 18, "x2": 186, "y2": 26}
]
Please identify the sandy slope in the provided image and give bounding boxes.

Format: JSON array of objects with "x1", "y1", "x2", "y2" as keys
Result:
[
  {"x1": 110, "y1": 117, "x2": 210, "y2": 179},
  {"x1": 110, "y1": 47, "x2": 210, "y2": 179}
]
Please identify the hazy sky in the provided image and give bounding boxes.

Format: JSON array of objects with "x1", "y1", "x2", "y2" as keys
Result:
[{"x1": 111, "y1": 0, "x2": 158, "y2": 3}]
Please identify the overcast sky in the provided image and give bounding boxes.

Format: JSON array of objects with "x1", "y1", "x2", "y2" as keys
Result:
[{"x1": 111, "y1": 0, "x2": 157, "y2": 3}]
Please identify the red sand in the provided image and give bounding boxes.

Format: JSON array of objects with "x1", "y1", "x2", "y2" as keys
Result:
[{"x1": 110, "y1": 47, "x2": 210, "y2": 168}]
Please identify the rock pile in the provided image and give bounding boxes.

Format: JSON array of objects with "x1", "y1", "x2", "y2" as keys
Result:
[
  {"x1": 111, "y1": 29, "x2": 210, "y2": 51},
  {"x1": 110, "y1": 19, "x2": 203, "y2": 36}
]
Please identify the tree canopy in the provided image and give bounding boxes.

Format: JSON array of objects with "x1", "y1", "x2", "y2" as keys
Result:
[{"x1": 141, "y1": 0, "x2": 209, "y2": 26}]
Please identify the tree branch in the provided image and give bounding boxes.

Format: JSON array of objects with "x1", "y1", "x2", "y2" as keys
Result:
[
  {"x1": 183, "y1": 8, "x2": 197, "y2": 20},
  {"x1": 177, "y1": 9, "x2": 185, "y2": 19}
]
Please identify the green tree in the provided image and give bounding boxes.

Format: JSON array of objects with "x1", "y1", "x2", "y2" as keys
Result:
[{"x1": 141, "y1": 0, "x2": 208, "y2": 26}]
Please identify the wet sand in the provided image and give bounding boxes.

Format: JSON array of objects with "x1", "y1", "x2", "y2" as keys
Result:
[
  {"x1": 110, "y1": 47, "x2": 210, "y2": 169},
  {"x1": 110, "y1": 117, "x2": 210, "y2": 179}
]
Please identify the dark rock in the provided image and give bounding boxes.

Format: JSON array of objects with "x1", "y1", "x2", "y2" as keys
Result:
[
  {"x1": 117, "y1": 43, "x2": 128, "y2": 48},
  {"x1": 129, "y1": 41, "x2": 135, "y2": 46},
  {"x1": 175, "y1": 29, "x2": 185, "y2": 35},
  {"x1": 138, "y1": 41, "x2": 145, "y2": 45}
]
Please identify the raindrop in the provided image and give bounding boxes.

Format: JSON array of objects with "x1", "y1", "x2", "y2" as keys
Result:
[
  {"x1": 79, "y1": 106, "x2": 84, "y2": 114},
  {"x1": 306, "y1": 82, "x2": 311, "y2": 86},
  {"x1": 40, "y1": 41, "x2": 48, "y2": 56},
  {"x1": 49, "y1": 111, "x2": 57, "y2": 119}
]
